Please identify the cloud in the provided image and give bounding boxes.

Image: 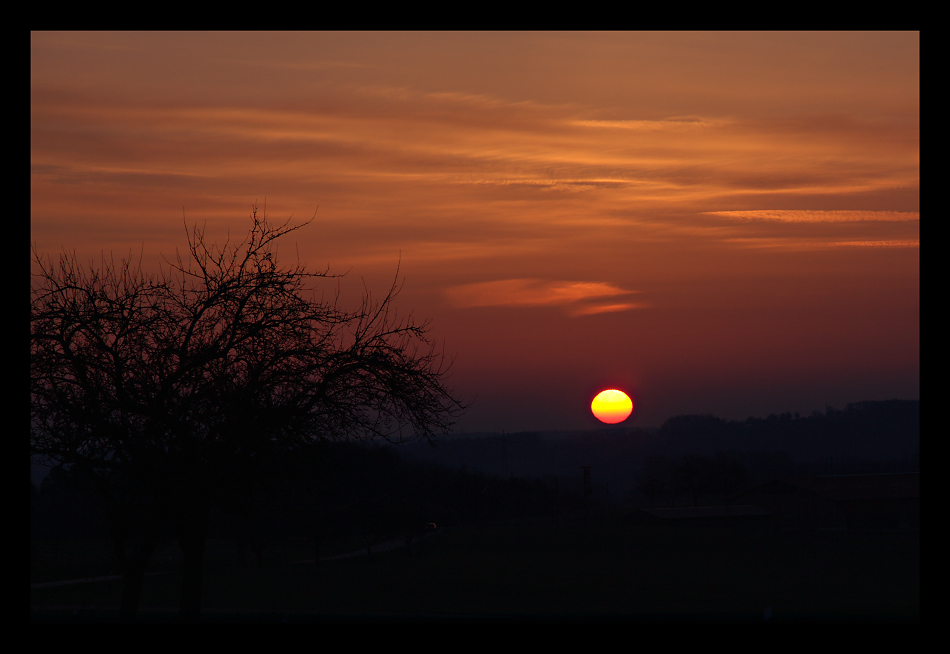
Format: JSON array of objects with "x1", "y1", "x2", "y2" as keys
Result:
[
  {"x1": 445, "y1": 278, "x2": 644, "y2": 316},
  {"x1": 723, "y1": 237, "x2": 919, "y2": 250},
  {"x1": 705, "y1": 210, "x2": 919, "y2": 223},
  {"x1": 571, "y1": 117, "x2": 721, "y2": 131},
  {"x1": 569, "y1": 302, "x2": 647, "y2": 317},
  {"x1": 827, "y1": 239, "x2": 919, "y2": 248}
]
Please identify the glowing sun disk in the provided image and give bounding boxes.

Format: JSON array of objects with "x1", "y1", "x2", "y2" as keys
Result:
[{"x1": 591, "y1": 389, "x2": 633, "y2": 424}]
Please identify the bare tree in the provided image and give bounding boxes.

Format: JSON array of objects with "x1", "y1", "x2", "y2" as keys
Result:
[{"x1": 31, "y1": 206, "x2": 465, "y2": 620}]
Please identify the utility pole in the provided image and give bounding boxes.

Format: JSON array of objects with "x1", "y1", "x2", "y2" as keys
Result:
[
  {"x1": 581, "y1": 466, "x2": 592, "y2": 520},
  {"x1": 669, "y1": 465, "x2": 674, "y2": 508}
]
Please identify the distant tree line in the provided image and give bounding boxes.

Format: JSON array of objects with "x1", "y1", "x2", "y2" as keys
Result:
[{"x1": 400, "y1": 400, "x2": 918, "y2": 508}]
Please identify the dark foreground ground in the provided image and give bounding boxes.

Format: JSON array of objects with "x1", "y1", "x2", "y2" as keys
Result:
[{"x1": 31, "y1": 513, "x2": 919, "y2": 622}]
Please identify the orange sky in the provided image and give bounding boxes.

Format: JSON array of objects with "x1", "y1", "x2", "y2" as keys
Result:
[{"x1": 31, "y1": 32, "x2": 919, "y2": 430}]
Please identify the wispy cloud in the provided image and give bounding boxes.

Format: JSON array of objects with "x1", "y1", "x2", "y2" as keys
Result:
[
  {"x1": 572, "y1": 117, "x2": 721, "y2": 130},
  {"x1": 445, "y1": 278, "x2": 645, "y2": 317},
  {"x1": 723, "y1": 237, "x2": 919, "y2": 250},
  {"x1": 705, "y1": 210, "x2": 919, "y2": 223},
  {"x1": 568, "y1": 302, "x2": 646, "y2": 317},
  {"x1": 828, "y1": 239, "x2": 919, "y2": 248}
]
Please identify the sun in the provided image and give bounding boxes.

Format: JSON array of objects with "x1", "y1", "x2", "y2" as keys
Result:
[{"x1": 591, "y1": 389, "x2": 633, "y2": 424}]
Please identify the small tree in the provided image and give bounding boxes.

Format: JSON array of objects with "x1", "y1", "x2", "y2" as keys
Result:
[{"x1": 31, "y1": 207, "x2": 465, "y2": 620}]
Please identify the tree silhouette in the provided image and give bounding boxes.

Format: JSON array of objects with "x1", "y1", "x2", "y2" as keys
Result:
[{"x1": 31, "y1": 207, "x2": 465, "y2": 620}]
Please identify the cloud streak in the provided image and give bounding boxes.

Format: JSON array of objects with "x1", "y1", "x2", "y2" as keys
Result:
[
  {"x1": 445, "y1": 279, "x2": 645, "y2": 316},
  {"x1": 723, "y1": 237, "x2": 919, "y2": 250},
  {"x1": 706, "y1": 210, "x2": 919, "y2": 223}
]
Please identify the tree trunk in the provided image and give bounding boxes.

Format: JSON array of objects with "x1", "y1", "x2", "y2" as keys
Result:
[
  {"x1": 117, "y1": 534, "x2": 158, "y2": 622},
  {"x1": 107, "y1": 503, "x2": 159, "y2": 622},
  {"x1": 177, "y1": 500, "x2": 210, "y2": 622}
]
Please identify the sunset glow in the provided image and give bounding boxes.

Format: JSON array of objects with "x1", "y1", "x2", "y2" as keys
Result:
[{"x1": 31, "y1": 32, "x2": 919, "y2": 431}]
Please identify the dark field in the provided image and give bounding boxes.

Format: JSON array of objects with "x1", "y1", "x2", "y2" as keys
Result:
[{"x1": 31, "y1": 513, "x2": 919, "y2": 622}]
